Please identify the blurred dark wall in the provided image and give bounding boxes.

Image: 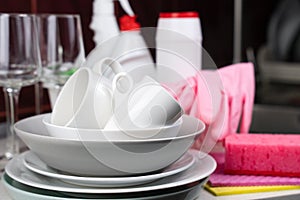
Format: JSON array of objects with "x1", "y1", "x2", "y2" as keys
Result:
[
  {"x1": 0, "y1": 1, "x2": 31, "y2": 13},
  {"x1": 242, "y1": 0, "x2": 280, "y2": 61}
]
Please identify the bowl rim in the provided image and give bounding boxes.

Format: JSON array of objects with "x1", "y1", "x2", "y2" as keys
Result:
[
  {"x1": 43, "y1": 113, "x2": 183, "y2": 132},
  {"x1": 15, "y1": 114, "x2": 205, "y2": 143}
]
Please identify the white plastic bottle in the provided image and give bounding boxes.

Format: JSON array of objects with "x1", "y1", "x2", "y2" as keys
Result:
[
  {"x1": 156, "y1": 12, "x2": 202, "y2": 82},
  {"x1": 90, "y1": 0, "x2": 120, "y2": 46},
  {"x1": 88, "y1": 1, "x2": 154, "y2": 82},
  {"x1": 104, "y1": 15, "x2": 155, "y2": 82}
]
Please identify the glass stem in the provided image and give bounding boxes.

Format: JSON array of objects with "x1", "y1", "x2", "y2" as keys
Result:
[
  {"x1": 34, "y1": 82, "x2": 43, "y2": 114},
  {"x1": 3, "y1": 87, "x2": 20, "y2": 159}
]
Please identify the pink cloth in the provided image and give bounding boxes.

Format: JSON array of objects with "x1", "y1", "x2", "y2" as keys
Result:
[{"x1": 165, "y1": 62, "x2": 255, "y2": 143}]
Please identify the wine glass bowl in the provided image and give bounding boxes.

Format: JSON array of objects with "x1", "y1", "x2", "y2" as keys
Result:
[
  {"x1": 0, "y1": 14, "x2": 41, "y2": 88},
  {"x1": 36, "y1": 14, "x2": 85, "y2": 107}
]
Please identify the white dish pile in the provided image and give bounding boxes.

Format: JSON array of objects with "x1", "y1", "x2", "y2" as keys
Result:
[
  {"x1": 3, "y1": 150, "x2": 216, "y2": 199},
  {"x1": 3, "y1": 57, "x2": 216, "y2": 199}
]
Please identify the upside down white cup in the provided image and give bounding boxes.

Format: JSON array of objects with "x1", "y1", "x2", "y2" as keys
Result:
[
  {"x1": 51, "y1": 58, "x2": 129, "y2": 129},
  {"x1": 105, "y1": 76, "x2": 184, "y2": 133}
]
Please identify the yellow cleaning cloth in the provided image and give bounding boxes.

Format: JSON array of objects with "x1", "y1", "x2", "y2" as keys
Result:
[{"x1": 204, "y1": 184, "x2": 300, "y2": 196}]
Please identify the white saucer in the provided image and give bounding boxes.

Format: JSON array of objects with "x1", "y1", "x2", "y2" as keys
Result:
[
  {"x1": 23, "y1": 151, "x2": 194, "y2": 187},
  {"x1": 5, "y1": 150, "x2": 216, "y2": 194}
]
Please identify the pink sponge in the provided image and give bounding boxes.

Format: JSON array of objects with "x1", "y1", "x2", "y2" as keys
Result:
[{"x1": 224, "y1": 134, "x2": 300, "y2": 177}]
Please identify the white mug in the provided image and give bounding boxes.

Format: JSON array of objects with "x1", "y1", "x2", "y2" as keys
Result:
[
  {"x1": 51, "y1": 58, "x2": 130, "y2": 129},
  {"x1": 105, "y1": 76, "x2": 184, "y2": 130}
]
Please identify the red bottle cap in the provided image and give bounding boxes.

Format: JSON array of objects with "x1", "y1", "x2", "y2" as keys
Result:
[
  {"x1": 119, "y1": 15, "x2": 140, "y2": 31},
  {"x1": 159, "y1": 12, "x2": 199, "y2": 18}
]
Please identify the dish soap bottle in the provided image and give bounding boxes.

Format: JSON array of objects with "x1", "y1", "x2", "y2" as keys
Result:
[
  {"x1": 90, "y1": 0, "x2": 120, "y2": 46},
  {"x1": 156, "y1": 11, "x2": 202, "y2": 82},
  {"x1": 104, "y1": 15, "x2": 155, "y2": 82}
]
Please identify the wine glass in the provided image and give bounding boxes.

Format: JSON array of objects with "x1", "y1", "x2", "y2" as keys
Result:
[
  {"x1": 0, "y1": 13, "x2": 41, "y2": 164},
  {"x1": 36, "y1": 14, "x2": 85, "y2": 108}
]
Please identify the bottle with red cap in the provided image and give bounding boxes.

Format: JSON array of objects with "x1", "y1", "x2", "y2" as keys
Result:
[
  {"x1": 156, "y1": 11, "x2": 202, "y2": 82},
  {"x1": 106, "y1": 15, "x2": 155, "y2": 82}
]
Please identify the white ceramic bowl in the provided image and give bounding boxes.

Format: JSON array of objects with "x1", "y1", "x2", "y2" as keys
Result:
[
  {"x1": 15, "y1": 114, "x2": 205, "y2": 176},
  {"x1": 43, "y1": 113, "x2": 183, "y2": 140}
]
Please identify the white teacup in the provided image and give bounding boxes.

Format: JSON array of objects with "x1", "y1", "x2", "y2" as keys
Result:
[
  {"x1": 105, "y1": 76, "x2": 184, "y2": 131},
  {"x1": 51, "y1": 58, "x2": 129, "y2": 129}
]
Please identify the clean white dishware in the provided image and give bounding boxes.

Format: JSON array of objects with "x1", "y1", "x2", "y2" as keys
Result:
[
  {"x1": 43, "y1": 113, "x2": 183, "y2": 140},
  {"x1": 23, "y1": 150, "x2": 194, "y2": 187},
  {"x1": 37, "y1": 14, "x2": 85, "y2": 108},
  {"x1": 2, "y1": 173, "x2": 205, "y2": 200},
  {"x1": 5, "y1": 150, "x2": 216, "y2": 194},
  {"x1": 15, "y1": 113, "x2": 205, "y2": 176},
  {"x1": 51, "y1": 58, "x2": 131, "y2": 129},
  {"x1": 50, "y1": 67, "x2": 113, "y2": 129},
  {"x1": 0, "y1": 13, "x2": 41, "y2": 164},
  {"x1": 105, "y1": 75, "x2": 184, "y2": 130}
]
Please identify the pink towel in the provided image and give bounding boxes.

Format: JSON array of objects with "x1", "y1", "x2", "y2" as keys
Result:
[{"x1": 165, "y1": 63, "x2": 255, "y2": 149}]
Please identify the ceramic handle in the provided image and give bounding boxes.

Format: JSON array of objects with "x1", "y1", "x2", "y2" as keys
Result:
[
  {"x1": 93, "y1": 57, "x2": 133, "y2": 93},
  {"x1": 93, "y1": 57, "x2": 124, "y2": 75}
]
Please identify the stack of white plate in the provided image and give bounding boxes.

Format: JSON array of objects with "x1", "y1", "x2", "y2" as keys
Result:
[{"x1": 2, "y1": 114, "x2": 216, "y2": 199}]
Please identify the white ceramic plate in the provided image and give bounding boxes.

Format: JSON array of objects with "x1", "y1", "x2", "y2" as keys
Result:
[
  {"x1": 23, "y1": 151, "x2": 194, "y2": 187},
  {"x1": 5, "y1": 150, "x2": 216, "y2": 194},
  {"x1": 2, "y1": 173, "x2": 205, "y2": 200}
]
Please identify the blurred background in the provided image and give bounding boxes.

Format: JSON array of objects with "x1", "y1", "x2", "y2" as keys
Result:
[{"x1": 0, "y1": 0, "x2": 299, "y2": 133}]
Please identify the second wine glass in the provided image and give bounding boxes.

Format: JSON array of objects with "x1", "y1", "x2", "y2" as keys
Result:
[{"x1": 37, "y1": 14, "x2": 85, "y2": 108}]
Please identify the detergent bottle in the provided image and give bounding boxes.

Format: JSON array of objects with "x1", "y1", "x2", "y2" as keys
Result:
[
  {"x1": 88, "y1": 0, "x2": 154, "y2": 82},
  {"x1": 156, "y1": 11, "x2": 203, "y2": 82},
  {"x1": 90, "y1": 0, "x2": 120, "y2": 46},
  {"x1": 108, "y1": 15, "x2": 155, "y2": 82}
]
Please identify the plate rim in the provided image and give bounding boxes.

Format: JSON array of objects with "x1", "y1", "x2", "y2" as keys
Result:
[
  {"x1": 22, "y1": 150, "x2": 195, "y2": 187},
  {"x1": 2, "y1": 172, "x2": 208, "y2": 199},
  {"x1": 5, "y1": 149, "x2": 216, "y2": 194},
  {"x1": 15, "y1": 113, "x2": 205, "y2": 143}
]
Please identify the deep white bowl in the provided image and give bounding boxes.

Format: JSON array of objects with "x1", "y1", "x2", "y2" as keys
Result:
[
  {"x1": 43, "y1": 113, "x2": 183, "y2": 140},
  {"x1": 15, "y1": 114, "x2": 205, "y2": 176}
]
